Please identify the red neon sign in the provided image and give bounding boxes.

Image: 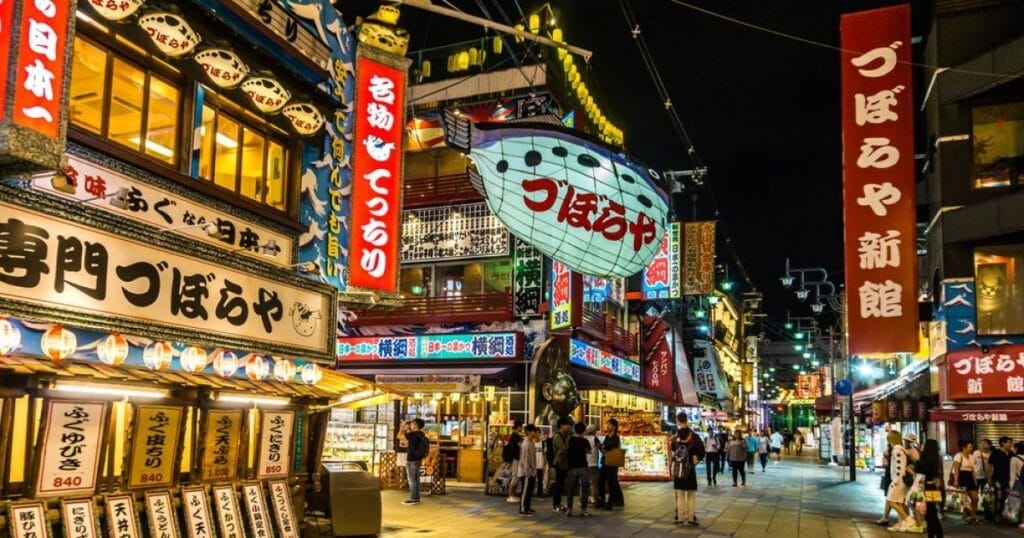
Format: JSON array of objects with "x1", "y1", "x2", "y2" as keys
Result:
[{"x1": 12, "y1": 0, "x2": 69, "y2": 137}]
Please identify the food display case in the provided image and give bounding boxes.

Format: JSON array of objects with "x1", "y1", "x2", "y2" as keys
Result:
[
  {"x1": 322, "y1": 408, "x2": 392, "y2": 473},
  {"x1": 619, "y1": 435, "x2": 670, "y2": 481}
]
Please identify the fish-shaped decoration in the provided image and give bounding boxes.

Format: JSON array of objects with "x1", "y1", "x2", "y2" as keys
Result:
[{"x1": 444, "y1": 112, "x2": 669, "y2": 278}]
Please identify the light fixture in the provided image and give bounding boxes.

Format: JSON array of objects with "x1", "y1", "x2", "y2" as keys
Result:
[
  {"x1": 300, "y1": 363, "x2": 322, "y2": 384},
  {"x1": 80, "y1": 186, "x2": 129, "y2": 204},
  {"x1": 338, "y1": 389, "x2": 376, "y2": 405},
  {"x1": 143, "y1": 341, "x2": 173, "y2": 371},
  {"x1": 802, "y1": 352, "x2": 812, "y2": 359},
  {"x1": 194, "y1": 48, "x2": 250, "y2": 89},
  {"x1": 245, "y1": 354, "x2": 270, "y2": 381},
  {"x1": 41, "y1": 325, "x2": 77, "y2": 363},
  {"x1": 792, "y1": 364, "x2": 800, "y2": 370},
  {"x1": 162, "y1": 221, "x2": 221, "y2": 236},
  {"x1": 485, "y1": 386, "x2": 496, "y2": 402},
  {"x1": 54, "y1": 381, "x2": 168, "y2": 400},
  {"x1": 138, "y1": 12, "x2": 201, "y2": 57},
  {"x1": 233, "y1": 240, "x2": 280, "y2": 257},
  {"x1": 780, "y1": 274, "x2": 795, "y2": 288},
  {"x1": 692, "y1": 308, "x2": 707, "y2": 319},
  {"x1": 794, "y1": 332, "x2": 805, "y2": 340},
  {"x1": 282, "y1": 102, "x2": 325, "y2": 136},
  {"x1": 469, "y1": 393, "x2": 481, "y2": 402},
  {"x1": 707, "y1": 296, "x2": 720, "y2": 305},
  {"x1": 794, "y1": 344, "x2": 803, "y2": 352},
  {"x1": 432, "y1": 392, "x2": 444, "y2": 401},
  {"x1": 811, "y1": 302, "x2": 825, "y2": 314},
  {"x1": 273, "y1": 357, "x2": 296, "y2": 382},
  {"x1": 811, "y1": 360, "x2": 820, "y2": 367},
  {"x1": 215, "y1": 392, "x2": 290, "y2": 407},
  {"x1": 784, "y1": 322, "x2": 793, "y2": 330},
  {"x1": 241, "y1": 77, "x2": 292, "y2": 114},
  {"x1": 128, "y1": 137, "x2": 175, "y2": 158},
  {"x1": 180, "y1": 345, "x2": 209, "y2": 373},
  {"x1": 212, "y1": 349, "x2": 239, "y2": 377},
  {"x1": 413, "y1": 392, "x2": 424, "y2": 400},
  {"x1": 450, "y1": 392, "x2": 461, "y2": 402},
  {"x1": 0, "y1": 318, "x2": 22, "y2": 355},
  {"x1": 795, "y1": 288, "x2": 810, "y2": 301},
  {"x1": 96, "y1": 333, "x2": 129, "y2": 366},
  {"x1": 720, "y1": 281, "x2": 734, "y2": 291}
]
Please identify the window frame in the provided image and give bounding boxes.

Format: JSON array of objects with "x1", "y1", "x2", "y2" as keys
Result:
[
  {"x1": 970, "y1": 100, "x2": 1024, "y2": 191},
  {"x1": 400, "y1": 259, "x2": 512, "y2": 298}
]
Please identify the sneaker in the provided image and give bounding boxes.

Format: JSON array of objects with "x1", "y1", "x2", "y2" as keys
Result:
[
  {"x1": 525, "y1": 509, "x2": 536, "y2": 515},
  {"x1": 580, "y1": 511, "x2": 591, "y2": 518},
  {"x1": 402, "y1": 499, "x2": 420, "y2": 505},
  {"x1": 518, "y1": 510, "x2": 534, "y2": 516},
  {"x1": 686, "y1": 519, "x2": 700, "y2": 527},
  {"x1": 906, "y1": 524, "x2": 925, "y2": 534},
  {"x1": 553, "y1": 505, "x2": 566, "y2": 512},
  {"x1": 874, "y1": 518, "x2": 889, "y2": 526}
]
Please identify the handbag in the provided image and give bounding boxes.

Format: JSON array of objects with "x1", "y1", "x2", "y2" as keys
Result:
[
  {"x1": 604, "y1": 447, "x2": 625, "y2": 467},
  {"x1": 1003, "y1": 492, "x2": 1022, "y2": 523}
]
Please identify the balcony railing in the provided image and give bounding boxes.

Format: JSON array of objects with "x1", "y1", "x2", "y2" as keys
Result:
[
  {"x1": 347, "y1": 291, "x2": 513, "y2": 326},
  {"x1": 404, "y1": 173, "x2": 483, "y2": 208},
  {"x1": 578, "y1": 308, "x2": 637, "y2": 356}
]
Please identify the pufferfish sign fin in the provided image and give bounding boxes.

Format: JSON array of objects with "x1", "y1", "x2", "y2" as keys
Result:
[{"x1": 443, "y1": 110, "x2": 473, "y2": 153}]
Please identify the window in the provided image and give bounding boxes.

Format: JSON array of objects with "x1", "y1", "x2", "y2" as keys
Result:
[
  {"x1": 975, "y1": 246, "x2": 1024, "y2": 335},
  {"x1": 69, "y1": 36, "x2": 180, "y2": 164},
  {"x1": 400, "y1": 260, "x2": 511, "y2": 297},
  {"x1": 973, "y1": 102, "x2": 1024, "y2": 189},
  {"x1": 197, "y1": 104, "x2": 289, "y2": 210}
]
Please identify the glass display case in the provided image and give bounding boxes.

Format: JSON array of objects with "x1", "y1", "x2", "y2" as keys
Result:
[
  {"x1": 322, "y1": 406, "x2": 393, "y2": 474},
  {"x1": 619, "y1": 435, "x2": 670, "y2": 481}
]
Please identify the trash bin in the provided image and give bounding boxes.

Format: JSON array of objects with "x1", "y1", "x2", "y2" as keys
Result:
[{"x1": 321, "y1": 462, "x2": 382, "y2": 536}]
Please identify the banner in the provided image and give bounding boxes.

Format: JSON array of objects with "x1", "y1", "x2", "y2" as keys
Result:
[
  {"x1": 946, "y1": 344, "x2": 1024, "y2": 400},
  {"x1": 349, "y1": 53, "x2": 407, "y2": 291},
  {"x1": 569, "y1": 338, "x2": 641, "y2": 382},
  {"x1": 35, "y1": 401, "x2": 108, "y2": 497},
  {"x1": 513, "y1": 238, "x2": 543, "y2": 316},
  {"x1": 841, "y1": 5, "x2": 919, "y2": 354},
  {"x1": 127, "y1": 405, "x2": 183, "y2": 489},
  {"x1": 796, "y1": 374, "x2": 822, "y2": 399},
  {"x1": 683, "y1": 221, "x2": 715, "y2": 295},
  {"x1": 550, "y1": 260, "x2": 573, "y2": 330},
  {"x1": 643, "y1": 222, "x2": 681, "y2": 299},
  {"x1": 643, "y1": 337, "x2": 674, "y2": 401}
]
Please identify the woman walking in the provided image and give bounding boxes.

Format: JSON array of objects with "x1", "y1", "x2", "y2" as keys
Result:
[
  {"x1": 671, "y1": 413, "x2": 706, "y2": 527},
  {"x1": 952, "y1": 439, "x2": 980, "y2": 523},
  {"x1": 918, "y1": 439, "x2": 945, "y2": 537},
  {"x1": 758, "y1": 431, "x2": 770, "y2": 472},
  {"x1": 727, "y1": 433, "x2": 748, "y2": 487},
  {"x1": 885, "y1": 431, "x2": 916, "y2": 532},
  {"x1": 597, "y1": 418, "x2": 623, "y2": 510}
]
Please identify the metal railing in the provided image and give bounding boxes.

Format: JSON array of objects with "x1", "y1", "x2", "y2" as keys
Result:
[
  {"x1": 404, "y1": 173, "x2": 482, "y2": 207},
  {"x1": 348, "y1": 291, "x2": 512, "y2": 325}
]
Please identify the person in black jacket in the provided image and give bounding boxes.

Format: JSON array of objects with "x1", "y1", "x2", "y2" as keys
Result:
[
  {"x1": 672, "y1": 413, "x2": 706, "y2": 527},
  {"x1": 597, "y1": 418, "x2": 624, "y2": 510},
  {"x1": 918, "y1": 439, "x2": 944, "y2": 538},
  {"x1": 505, "y1": 420, "x2": 524, "y2": 502},
  {"x1": 401, "y1": 418, "x2": 429, "y2": 505}
]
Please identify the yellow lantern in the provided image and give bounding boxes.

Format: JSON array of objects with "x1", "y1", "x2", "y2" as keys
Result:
[
  {"x1": 469, "y1": 393, "x2": 481, "y2": 403},
  {"x1": 433, "y1": 392, "x2": 444, "y2": 401},
  {"x1": 41, "y1": 325, "x2": 77, "y2": 364},
  {"x1": 143, "y1": 341, "x2": 173, "y2": 371},
  {"x1": 420, "y1": 60, "x2": 431, "y2": 78},
  {"x1": 562, "y1": 54, "x2": 573, "y2": 73},
  {"x1": 273, "y1": 357, "x2": 296, "y2": 382},
  {"x1": 551, "y1": 27, "x2": 563, "y2": 43},
  {"x1": 513, "y1": 24, "x2": 525, "y2": 43},
  {"x1": 180, "y1": 345, "x2": 208, "y2": 373},
  {"x1": 447, "y1": 54, "x2": 455, "y2": 73},
  {"x1": 97, "y1": 333, "x2": 129, "y2": 366},
  {"x1": 212, "y1": 349, "x2": 239, "y2": 377},
  {"x1": 528, "y1": 13, "x2": 540, "y2": 34},
  {"x1": 300, "y1": 363, "x2": 322, "y2": 384},
  {"x1": 467, "y1": 47, "x2": 479, "y2": 67},
  {"x1": 484, "y1": 386, "x2": 496, "y2": 402},
  {"x1": 413, "y1": 392, "x2": 425, "y2": 400},
  {"x1": 450, "y1": 392, "x2": 462, "y2": 402},
  {"x1": 455, "y1": 51, "x2": 470, "y2": 71},
  {"x1": 492, "y1": 36, "x2": 503, "y2": 54},
  {"x1": 0, "y1": 318, "x2": 22, "y2": 356}
]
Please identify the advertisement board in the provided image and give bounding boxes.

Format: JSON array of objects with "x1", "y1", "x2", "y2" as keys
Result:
[
  {"x1": 569, "y1": 338, "x2": 641, "y2": 382},
  {"x1": 338, "y1": 333, "x2": 521, "y2": 362}
]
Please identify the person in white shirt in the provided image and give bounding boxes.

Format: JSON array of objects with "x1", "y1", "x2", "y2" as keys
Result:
[
  {"x1": 535, "y1": 430, "x2": 548, "y2": 498},
  {"x1": 952, "y1": 438, "x2": 979, "y2": 522},
  {"x1": 703, "y1": 429, "x2": 720, "y2": 486},
  {"x1": 1009, "y1": 441, "x2": 1024, "y2": 493},
  {"x1": 770, "y1": 431, "x2": 784, "y2": 463},
  {"x1": 885, "y1": 431, "x2": 915, "y2": 532},
  {"x1": 584, "y1": 424, "x2": 600, "y2": 502}
]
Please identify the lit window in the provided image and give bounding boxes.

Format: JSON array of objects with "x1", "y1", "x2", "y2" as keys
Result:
[
  {"x1": 974, "y1": 246, "x2": 1024, "y2": 335},
  {"x1": 973, "y1": 102, "x2": 1024, "y2": 189},
  {"x1": 69, "y1": 36, "x2": 180, "y2": 164}
]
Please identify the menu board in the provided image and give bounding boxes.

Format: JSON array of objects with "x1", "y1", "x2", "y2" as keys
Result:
[
  {"x1": 256, "y1": 410, "x2": 295, "y2": 478},
  {"x1": 35, "y1": 401, "x2": 109, "y2": 497},
  {"x1": 60, "y1": 498, "x2": 100, "y2": 538},
  {"x1": 127, "y1": 405, "x2": 183, "y2": 489},
  {"x1": 619, "y1": 435, "x2": 670, "y2": 481},
  {"x1": 201, "y1": 410, "x2": 243, "y2": 481}
]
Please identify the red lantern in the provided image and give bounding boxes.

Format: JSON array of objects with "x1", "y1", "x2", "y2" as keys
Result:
[{"x1": 41, "y1": 325, "x2": 77, "y2": 364}]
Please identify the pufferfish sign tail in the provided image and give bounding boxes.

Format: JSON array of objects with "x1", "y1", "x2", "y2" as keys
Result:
[{"x1": 443, "y1": 111, "x2": 670, "y2": 279}]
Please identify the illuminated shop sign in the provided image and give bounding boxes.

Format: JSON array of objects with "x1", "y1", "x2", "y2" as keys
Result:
[
  {"x1": 221, "y1": 0, "x2": 332, "y2": 70},
  {"x1": 550, "y1": 260, "x2": 572, "y2": 330},
  {"x1": 643, "y1": 222, "x2": 681, "y2": 299},
  {"x1": 683, "y1": 221, "x2": 715, "y2": 295},
  {"x1": 401, "y1": 202, "x2": 509, "y2": 262},
  {"x1": 337, "y1": 333, "x2": 521, "y2": 362},
  {"x1": 512, "y1": 238, "x2": 543, "y2": 316},
  {"x1": 138, "y1": 12, "x2": 201, "y2": 58},
  {"x1": 569, "y1": 338, "x2": 640, "y2": 382},
  {"x1": 946, "y1": 344, "x2": 1024, "y2": 400},
  {"x1": 445, "y1": 117, "x2": 670, "y2": 278}
]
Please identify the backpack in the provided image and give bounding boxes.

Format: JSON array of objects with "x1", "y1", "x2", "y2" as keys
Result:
[
  {"x1": 413, "y1": 434, "x2": 429, "y2": 460},
  {"x1": 671, "y1": 441, "x2": 693, "y2": 480},
  {"x1": 544, "y1": 437, "x2": 555, "y2": 467}
]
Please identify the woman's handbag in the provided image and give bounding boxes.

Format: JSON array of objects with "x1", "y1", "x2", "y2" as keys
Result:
[{"x1": 604, "y1": 447, "x2": 625, "y2": 467}]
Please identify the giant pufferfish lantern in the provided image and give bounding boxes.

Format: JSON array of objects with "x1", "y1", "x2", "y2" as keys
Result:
[{"x1": 444, "y1": 113, "x2": 669, "y2": 278}]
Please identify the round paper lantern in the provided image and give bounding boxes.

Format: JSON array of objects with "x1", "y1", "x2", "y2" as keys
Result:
[
  {"x1": 0, "y1": 318, "x2": 22, "y2": 356},
  {"x1": 143, "y1": 341, "x2": 173, "y2": 371},
  {"x1": 281, "y1": 102, "x2": 324, "y2": 135},
  {"x1": 137, "y1": 13, "x2": 201, "y2": 57},
  {"x1": 273, "y1": 358, "x2": 296, "y2": 382},
  {"x1": 212, "y1": 350, "x2": 239, "y2": 378},
  {"x1": 180, "y1": 345, "x2": 208, "y2": 373},
  {"x1": 194, "y1": 48, "x2": 250, "y2": 88},
  {"x1": 241, "y1": 77, "x2": 291, "y2": 114},
  {"x1": 41, "y1": 325, "x2": 77, "y2": 363},
  {"x1": 96, "y1": 333, "x2": 129, "y2": 366},
  {"x1": 245, "y1": 353, "x2": 270, "y2": 381},
  {"x1": 88, "y1": 0, "x2": 143, "y2": 21},
  {"x1": 299, "y1": 363, "x2": 323, "y2": 385}
]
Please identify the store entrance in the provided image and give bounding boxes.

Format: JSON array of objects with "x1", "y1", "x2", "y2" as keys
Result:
[{"x1": 402, "y1": 394, "x2": 488, "y2": 483}]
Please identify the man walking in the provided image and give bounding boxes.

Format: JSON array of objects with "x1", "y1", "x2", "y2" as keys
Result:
[
  {"x1": 551, "y1": 417, "x2": 572, "y2": 512},
  {"x1": 715, "y1": 427, "x2": 731, "y2": 478},
  {"x1": 584, "y1": 424, "x2": 600, "y2": 504},
  {"x1": 517, "y1": 425, "x2": 539, "y2": 516},
  {"x1": 770, "y1": 429, "x2": 784, "y2": 463},
  {"x1": 672, "y1": 413, "x2": 706, "y2": 527},
  {"x1": 703, "y1": 428, "x2": 720, "y2": 486},
  {"x1": 401, "y1": 419, "x2": 429, "y2": 505},
  {"x1": 566, "y1": 422, "x2": 592, "y2": 518},
  {"x1": 991, "y1": 436, "x2": 1014, "y2": 520},
  {"x1": 505, "y1": 420, "x2": 524, "y2": 503}
]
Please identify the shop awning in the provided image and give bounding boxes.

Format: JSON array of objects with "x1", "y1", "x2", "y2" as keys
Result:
[
  {"x1": 852, "y1": 359, "x2": 930, "y2": 404},
  {"x1": 571, "y1": 366, "x2": 667, "y2": 401},
  {"x1": 928, "y1": 402, "x2": 1024, "y2": 423}
]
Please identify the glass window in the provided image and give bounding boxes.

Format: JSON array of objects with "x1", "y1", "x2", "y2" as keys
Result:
[
  {"x1": 198, "y1": 105, "x2": 215, "y2": 180},
  {"x1": 483, "y1": 260, "x2": 511, "y2": 294},
  {"x1": 108, "y1": 58, "x2": 144, "y2": 151},
  {"x1": 240, "y1": 128, "x2": 266, "y2": 202},
  {"x1": 214, "y1": 115, "x2": 240, "y2": 191},
  {"x1": 266, "y1": 141, "x2": 287, "y2": 210},
  {"x1": 973, "y1": 102, "x2": 1024, "y2": 189},
  {"x1": 69, "y1": 38, "x2": 108, "y2": 134},
  {"x1": 401, "y1": 267, "x2": 432, "y2": 297},
  {"x1": 145, "y1": 77, "x2": 179, "y2": 163},
  {"x1": 974, "y1": 246, "x2": 1024, "y2": 335}
]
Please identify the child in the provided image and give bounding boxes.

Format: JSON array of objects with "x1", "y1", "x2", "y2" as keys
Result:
[{"x1": 565, "y1": 422, "x2": 592, "y2": 518}]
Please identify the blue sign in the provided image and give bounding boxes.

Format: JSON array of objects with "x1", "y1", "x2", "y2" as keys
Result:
[
  {"x1": 834, "y1": 379, "x2": 853, "y2": 397},
  {"x1": 337, "y1": 333, "x2": 521, "y2": 362},
  {"x1": 569, "y1": 338, "x2": 640, "y2": 382}
]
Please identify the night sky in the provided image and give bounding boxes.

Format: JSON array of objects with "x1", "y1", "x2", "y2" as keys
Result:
[{"x1": 344, "y1": 0, "x2": 925, "y2": 325}]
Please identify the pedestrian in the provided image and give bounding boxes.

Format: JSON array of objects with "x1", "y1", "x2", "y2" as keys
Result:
[
  {"x1": 783, "y1": 429, "x2": 794, "y2": 455},
  {"x1": 975, "y1": 438, "x2": 993, "y2": 519},
  {"x1": 551, "y1": 417, "x2": 571, "y2": 512},
  {"x1": 716, "y1": 427, "x2": 730, "y2": 476},
  {"x1": 535, "y1": 428, "x2": 548, "y2": 498},
  {"x1": 953, "y1": 438, "x2": 981, "y2": 523},
  {"x1": 758, "y1": 431, "x2": 770, "y2": 472},
  {"x1": 584, "y1": 424, "x2": 600, "y2": 503},
  {"x1": 1010, "y1": 441, "x2": 1024, "y2": 528},
  {"x1": 885, "y1": 431, "x2": 917, "y2": 532},
  {"x1": 904, "y1": 433, "x2": 923, "y2": 530},
  {"x1": 991, "y1": 436, "x2": 1014, "y2": 520},
  {"x1": 876, "y1": 439, "x2": 894, "y2": 526},
  {"x1": 671, "y1": 413, "x2": 705, "y2": 527},
  {"x1": 746, "y1": 430, "x2": 759, "y2": 472},
  {"x1": 770, "y1": 430, "x2": 784, "y2": 463},
  {"x1": 918, "y1": 439, "x2": 945, "y2": 538},
  {"x1": 795, "y1": 430, "x2": 804, "y2": 455},
  {"x1": 401, "y1": 418, "x2": 429, "y2": 505},
  {"x1": 598, "y1": 418, "x2": 624, "y2": 510},
  {"x1": 703, "y1": 427, "x2": 720, "y2": 486},
  {"x1": 517, "y1": 425, "x2": 539, "y2": 516},
  {"x1": 727, "y1": 432, "x2": 747, "y2": 487},
  {"x1": 565, "y1": 422, "x2": 592, "y2": 518},
  {"x1": 505, "y1": 420, "x2": 524, "y2": 503}
]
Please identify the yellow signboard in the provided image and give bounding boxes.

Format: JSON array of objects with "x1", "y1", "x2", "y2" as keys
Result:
[
  {"x1": 201, "y1": 410, "x2": 243, "y2": 481},
  {"x1": 127, "y1": 405, "x2": 183, "y2": 489}
]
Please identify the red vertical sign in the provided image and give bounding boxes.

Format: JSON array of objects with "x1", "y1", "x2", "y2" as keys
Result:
[
  {"x1": 0, "y1": 0, "x2": 16, "y2": 122},
  {"x1": 350, "y1": 55, "x2": 406, "y2": 291},
  {"x1": 841, "y1": 5, "x2": 918, "y2": 354},
  {"x1": 12, "y1": 0, "x2": 69, "y2": 137},
  {"x1": 644, "y1": 337, "x2": 675, "y2": 401}
]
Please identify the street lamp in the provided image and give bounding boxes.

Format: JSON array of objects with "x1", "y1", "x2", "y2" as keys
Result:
[{"x1": 795, "y1": 288, "x2": 810, "y2": 301}]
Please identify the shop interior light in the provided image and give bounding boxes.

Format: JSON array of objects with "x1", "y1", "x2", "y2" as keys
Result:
[
  {"x1": 469, "y1": 393, "x2": 480, "y2": 402},
  {"x1": 128, "y1": 137, "x2": 175, "y2": 158},
  {"x1": 54, "y1": 381, "x2": 168, "y2": 400},
  {"x1": 215, "y1": 392, "x2": 290, "y2": 407},
  {"x1": 432, "y1": 392, "x2": 444, "y2": 401},
  {"x1": 449, "y1": 392, "x2": 461, "y2": 402},
  {"x1": 413, "y1": 392, "x2": 424, "y2": 400},
  {"x1": 484, "y1": 386, "x2": 496, "y2": 402}
]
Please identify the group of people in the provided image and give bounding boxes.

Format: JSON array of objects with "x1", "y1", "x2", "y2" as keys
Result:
[
  {"x1": 500, "y1": 418, "x2": 625, "y2": 517},
  {"x1": 879, "y1": 431, "x2": 1024, "y2": 536},
  {"x1": 701, "y1": 427, "x2": 796, "y2": 487}
]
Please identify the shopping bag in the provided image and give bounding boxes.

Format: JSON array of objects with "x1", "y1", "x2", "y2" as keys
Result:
[
  {"x1": 944, "y1": 486, "x2": 965, "y2": 514},
  {"x1": 979, "y1": 485, "x2": 996, "y2": 515},
  {"x1": 1002, "y1": 492, "x2": 1021, "y2": 524}
]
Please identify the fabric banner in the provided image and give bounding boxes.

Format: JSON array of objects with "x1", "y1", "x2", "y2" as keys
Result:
[
  {"x1": 841, "y1": 5, "x2": 918, "y2": 354},
  {"x1": 683, "y1": 221, "x2": 715, "y2": 295}
]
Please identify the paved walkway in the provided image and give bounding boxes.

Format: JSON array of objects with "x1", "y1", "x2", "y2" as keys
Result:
[{"x1": 373, "y1": 454, "x2": 1022, "y2": 537}]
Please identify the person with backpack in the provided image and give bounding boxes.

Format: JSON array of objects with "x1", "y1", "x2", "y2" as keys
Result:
[
  {"x1": 703, "y1": 428, "x2": 720, "y2": 486},
  {"x1": 597, "y1": 418, "x2": 624, "y2": 510},
  {"x1": 517, "y1": 425, "x2": 539, "y2": 516},
  {"x1": 505, "y1": 420, "x2": 524, "y2": 503},
  {"x1": 671, "y1": 413, "x2": 705, "y2": 527},
  {"x1": 551, "y1": 417, "x2": 572, "y2": 512},
  {"x1": 401, "y1": 418, "x2": 429, "y2": 505},
  {"x1": 746, "y1": 431, "x2": 759, "y2": 472},
  {"x1": 565, "y1": 422, "x2": 592, "y2": 518},
  {"x1": 715, "y1": 427, "x2": 730, "y2": 478},
  {"x1": 727, "y1": 432, "x2": 748, "y2": 487}
]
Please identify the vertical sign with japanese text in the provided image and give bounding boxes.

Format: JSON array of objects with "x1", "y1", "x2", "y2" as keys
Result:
[
  {"x1": 144, "y1": 490, "x2": 181, "y2": 538},
  {"x1": 946, "y1": 344, "x2": 1024, "y2": 400},
  {"x1": 268, "y1": 479, "x2": 300, "y2": 538},
  {"x1": 349, "y1": 52, "x2": 407, "y2": 291},
  {"x1": 60, "y1": 498, "x2": 99, "y2": 538},
  {"x1": 212, "y1": 485, "x2": 244, "y2": 538},
  {"x1": 127, "y1": 405, "x2": 183, "y2": 489},
  {"x1": 201, "y1": 410, "x2": 242, "y2": 481},
  {"x1": 12, "y1": 0, "x2": 70, "y2": 137},
  {"x1": 841, "y1": 5, "x2": 918, "y2": 354},
  {"x1": 181, "y1": 487, "x2": 214, "y2": 538},
  {"x1": 550, "y1": 260, "x2": 572, "y2": 330},
  {"x1": 643, "y1": 337, "x2": 675, "y2": 401},
  {"x1": 241, "y1": 482, "x2": 272, "y2": 538},
  {"x1": 0, "y1": 0, "x2": 15, "y2": 122},
  {"x1": 643, "y1": 222, "x2": 681, "y2": 299},
  {"x1": 104, "y1": 494, "x2": 142, "y2": 538},
  {"x1": 513, "y1": 238, "x2": 543, "y2": 316},
  {"x1": 257, "y1": 410, "x2": 295, "y2": 478},
  {"x1": 10, "y1": 501, "x2": 50, "y2": 538},
  {"x1": 683, "y1": 221, "x2": 715, "y2": 295},
  {"x1": 35, "y1": 400, "x2": 108, "y2": 498}
]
